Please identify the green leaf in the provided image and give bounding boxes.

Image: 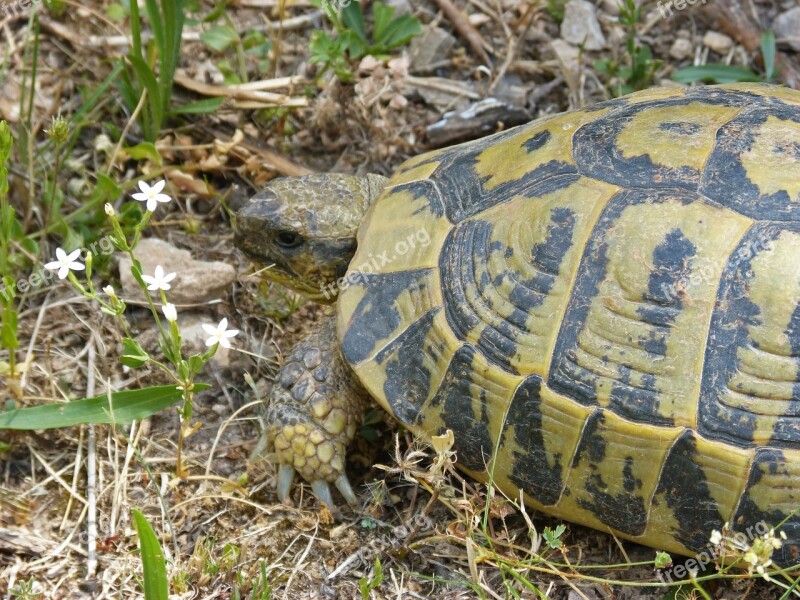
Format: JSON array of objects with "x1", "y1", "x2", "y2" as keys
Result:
[
  {"x1": 169, "y1": 97, "x2": 226, "y2": 115},
  {"x1": 0, "y1": 384, "x2": 207, "y2": 429},
  {"x1": 0, "y1": 307, "x2": 18, "y2": 351},
  {"x1": 124, "y1": 142, "x2": 163, "y2": 165},
  {"x1": 542, "y1": 524, "x2": 567, "y2": 549},
  {"x1": 200, "y1": 25, "x2": 240, "y2": 52},
  {"x1": 761, "y1": 29, "x2": 776, "y2": 81},
  {"x1": 132, "y1": 509, "x2": 169, "y2": 600},
  {"x1": 671, "y1": 64, "x2": 761, "y2": 84},
  {"x1": 127, "y1": 54, "x2": 164, "y2": 139},
  {"x1": 373, "y1": 13, "x2": 421, "y2": 51},
  {"x1": 107, "y1": 3, "x2": 127, "y2": 20},
  {"x1": 342, "y1": 1, "x2": 367, "y2": 42},
  {"x1": 121, "y1": 337, "x2": 150, "y2": 368},
  {"x1": 655, "y1": 551, "x2": 673, "y2": 569},
  {"x1": 358, "y1": 556, "x2": 383, "y2": 600}
]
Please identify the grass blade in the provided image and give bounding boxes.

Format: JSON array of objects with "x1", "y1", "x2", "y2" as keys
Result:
[
  {"x1": 671, "y1": 64, "x2": 761, "y2": 84},
  {"x1": 132, "y1": 509, "x2": 169, "y2": 600},
  {"x1": 0, "y1": 384, "x2": 207, "y2": 429},
  {"x1": 761, "y1": 30, "x2": 776, "y2": 81}
]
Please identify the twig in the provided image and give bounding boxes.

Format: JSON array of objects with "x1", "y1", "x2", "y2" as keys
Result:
[
  {"x1": 432, "y1": 0, "x2": 492, "y2": 67},
  {"x1": 106, "y1": 87, "x2": 148, "y2": 175},
  {"x1": 173, "y1": 73, "x2": 309, "y2": 107},
  {"x1": 19, "y1": 291, "x2": 51, "y2": 391},
  {"x1": 85, "y1": 339, "x2": 97, "y2": 580}
]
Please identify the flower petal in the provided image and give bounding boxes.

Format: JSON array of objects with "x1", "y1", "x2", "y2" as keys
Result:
[
  {"x1": 151, "y1": 180, "x2": 166, "y2": 194},
  {"x1": 138, "y1": 180, "x2": 151, "y2": 193},
  {"x1": 202, "y1": 323, "x2": 218, "y2": 335},
  {"x1": 66, "y1": 248, "x2": 83, "y2": 262}
]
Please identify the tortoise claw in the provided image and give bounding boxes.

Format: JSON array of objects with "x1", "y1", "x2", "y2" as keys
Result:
[
  {"x1": 335, "y1": 473, "x2": 358, "y2": 507},
  {"x1": 311, "y1": 480, "x2": 335, "y2": 508},
  {"x1": 277, "y1": 463, "x2": 296, "y2": 504}
]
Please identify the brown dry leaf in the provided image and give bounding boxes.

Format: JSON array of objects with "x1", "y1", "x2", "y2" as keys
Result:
[{"x1": 165, "y1": 168, "x2": 214, "y2": 197}]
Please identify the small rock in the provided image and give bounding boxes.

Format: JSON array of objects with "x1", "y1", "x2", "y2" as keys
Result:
[
  {"x1": 404, "y1": 76, "x2": 476, "y2": 112},
  {"x1": 119, "y1": 238, "x2": 236, "y2": 305},
  {"x1": 551, "y1": 39, "x2": 581, "y2": 87},
  {"x1": 669, "y1": 38, "x2": 694, "y2": 60},
  {"x1": 384, "y1": 0, "x2": 412, "y2": 16},
  {"x1": 409, "y1": 26, "x2": 456, "y2": 72},
  {"x1": 561, "y1": 0, "x2": 606, "y2": 51},
  {"x1": 601, "y1": 0, "x2": 620, "y2": 16},
  {"x1": 703, "y1": 31, "x2": 734, "y2": 55},
  {"x1": 774, "y1": 7, "x2": 800, "y2": 52}
]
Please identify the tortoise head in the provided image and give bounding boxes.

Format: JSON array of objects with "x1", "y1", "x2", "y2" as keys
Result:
[{"x1": 234, "y1": 173, "x2": 388, "y2": 303}]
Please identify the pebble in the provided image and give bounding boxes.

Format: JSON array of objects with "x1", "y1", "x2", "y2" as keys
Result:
[
  {"x1": 118, "y1": 237, "x2": 236, "y2": 305},
  {"x1": 670, "y1": 38, "x2": 694, "y2": 60},
  {"x1": 409, "y1": 25, "x2": 456, "y2": 71},
  {"x1": 774, "y1": 7, "x2": 800, "y2": 52},
  {"x1": 702, "y1": 31, "x2": 734, "y2": 55},
  {"x1": 551, "y1": 39, "x2": 581, "y2": 88},
  {"x1": 560, "y1": 0, "x2": 607, "y2": 51}
]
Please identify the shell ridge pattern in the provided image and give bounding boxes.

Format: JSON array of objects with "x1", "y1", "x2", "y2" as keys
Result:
[
  {"x1": 548, "y1": 186, "x2": 754, "y2": 426},
  {"x1": 334, "y1": 83, "x2": 800, "y2": 564},
  {"x1": 698, "y1": 220, "x2": 800, "y2": 448}
]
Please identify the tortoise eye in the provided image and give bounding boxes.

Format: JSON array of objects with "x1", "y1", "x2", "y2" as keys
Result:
[{"x1": 275, "y1": 231, "x2": 303, "y2": 249}]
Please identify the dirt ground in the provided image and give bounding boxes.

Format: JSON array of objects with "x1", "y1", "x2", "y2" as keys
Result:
[{"x1": 1, "y1": 0, "x2": 799, "y2": 598}]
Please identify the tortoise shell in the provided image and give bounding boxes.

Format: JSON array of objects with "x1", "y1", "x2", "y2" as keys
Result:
[{"x1": 336, "y1": 83, "x2": 800, "y2": 564}]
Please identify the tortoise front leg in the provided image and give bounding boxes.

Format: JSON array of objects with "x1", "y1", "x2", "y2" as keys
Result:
[{"x1": 262, "y1": 310, "x2": 369, "y2": 507}]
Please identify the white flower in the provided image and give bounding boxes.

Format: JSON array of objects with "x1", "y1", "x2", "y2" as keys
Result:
[
  {"x1": 104, "y1": 203, "x2": 115, "y2": 216},
  {"x1": 709, "y1": 530, "x2": 723, "y2": 545},
  {"x1": 162, "y1": 303, "x2": 177, "y2": 322},
  {"x1": 141, "y1": 265, "x2": 176, "y2": 291},
  {"x1": 45, "y1": 248, "x2": 85, "y2": 279},
  {"x1": 202, "y1": 318, "x2": 239, "y2": 349},
  {"x1": 132, "y1": 179, "x2": 171, "y2": 212},
  {"x1": 103, "y1": 285, "x2": 116, "y2": 297}
]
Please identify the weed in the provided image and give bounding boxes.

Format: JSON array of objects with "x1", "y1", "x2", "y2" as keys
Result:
[
  {"x1": 8, "y1": 577, "x2": 43, "y2": 600},
  {"x1": 672, "y1": 30, "x2": 777, "y2": 84},
  {"x1": 132, "y1": 508, "x2": 169, "y2": 600},
  {"x1": 309, "y1": 0, "x2": 421, "y2": 81},
  {"x1": 250, "y1": 560, "x2": 273, "y2": 600},
  {"x1": 595, "y1": 0, "x2": 661, "y2": 96},
  {"x1": 546, "y1": 0, "x2": 568, "y2": 23},
  {"x1": 359, "y1": 556, "x2": 384, "y2": 599},
  {"x1": 117, "y1": 0, "x2": 222, "y2": 142}
]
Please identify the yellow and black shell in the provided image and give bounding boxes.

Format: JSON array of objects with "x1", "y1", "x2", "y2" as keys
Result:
[{"x1": 336, "y1": 83, "x2": 800, "y2": 564}]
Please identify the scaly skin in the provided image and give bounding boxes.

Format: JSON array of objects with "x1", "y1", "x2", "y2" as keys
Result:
[
  {"x1": 267, "y1": 310, "x2": 369, "y2": 506},
  {"x1": 234, "y1": 173, "x2": 387, "y2": 506}
]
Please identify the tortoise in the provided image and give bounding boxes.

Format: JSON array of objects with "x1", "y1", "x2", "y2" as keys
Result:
[{"x1": 234, "y1": 82, "x2": 800, "y2": 566}]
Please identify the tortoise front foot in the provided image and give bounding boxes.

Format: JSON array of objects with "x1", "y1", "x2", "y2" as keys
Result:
[{"x1": 262, "y1": 313, "x2": 368, "y2": 508}]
